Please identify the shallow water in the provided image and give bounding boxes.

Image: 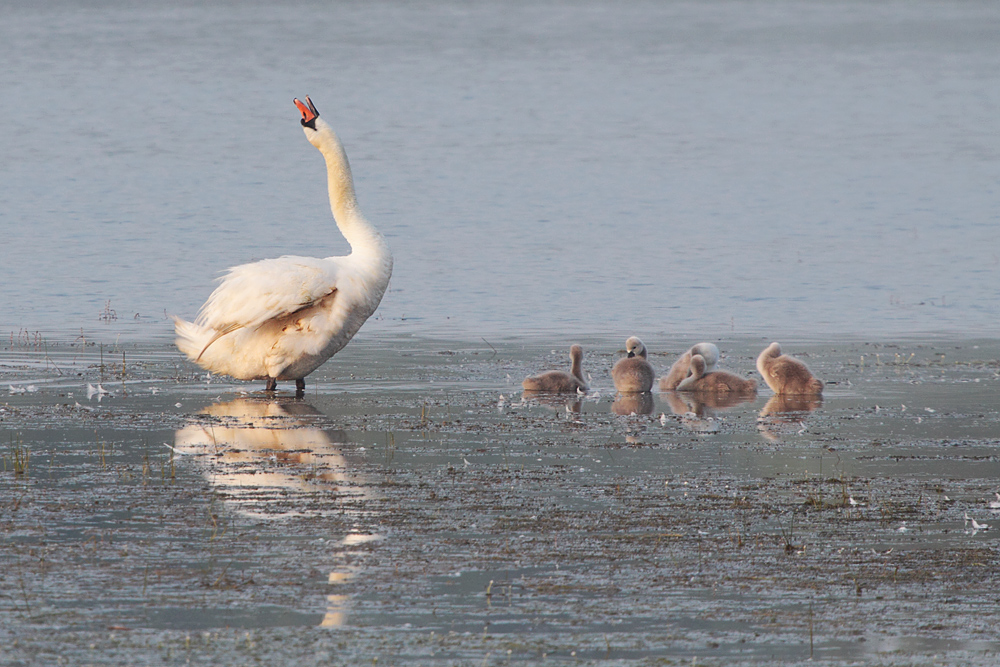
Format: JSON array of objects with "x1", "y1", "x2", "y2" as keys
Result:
[
  {"x1": 3, "y1": 336, "x2": 1000, "y2": 665},
  {"x1": 3, "y1": 2, "x2": 1000, "y2": 664},
  {"x1": 2, "y1": 0, "x2": 999, "y2": 340}
]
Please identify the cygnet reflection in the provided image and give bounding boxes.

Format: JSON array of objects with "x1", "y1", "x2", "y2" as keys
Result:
[
  {"x1": 760, "y1": 394, "x2": 824, "y2": 417},
  {"x1": 612, "y1": 391, "x2": 654, "y2": 416},
  {"x1": 663, "y1": 387, "x2": 757, "y2": 415},
  {"x1": 174, "y1": 397, "x2": 379, "y2": 627},
  {"x1": 521, "y1": 390, "x2": 583, "y2": 414},
  {"x1": 661, "y1": 388, "x2": 757, "y2": 432},
  {"x1": 757, "y1": 393, "x2": 824, "y2": 441}
]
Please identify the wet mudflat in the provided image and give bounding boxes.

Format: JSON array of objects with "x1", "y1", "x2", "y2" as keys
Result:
[{"x1": 2, "y1": 334, "x2": 1000, "y2": 666}]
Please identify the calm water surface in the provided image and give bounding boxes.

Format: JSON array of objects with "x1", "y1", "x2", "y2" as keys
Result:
[
  {"x1": 3, "y1": 5, "x2": 1000, "y2": 660},
  {"x1": 3, "y1": 338, "x2": 1000, "y2": 665},
  {"x1": 1, "y1": 0, "x2": 999, "y2": 341}
]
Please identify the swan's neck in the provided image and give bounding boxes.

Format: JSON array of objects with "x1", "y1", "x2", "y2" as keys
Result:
[
  {"x1": 317, "y1": 128, "x2": 389, "y2": 261},
  {"x1": 571, "y1": 354, "x2": 583, "y2": 381}
]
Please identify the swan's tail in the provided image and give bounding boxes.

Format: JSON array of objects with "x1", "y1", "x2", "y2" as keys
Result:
[{"x1": 173, "y1": 317, "x2": 214, "y2": 365}]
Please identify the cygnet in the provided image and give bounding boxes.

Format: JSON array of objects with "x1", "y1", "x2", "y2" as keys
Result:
[
  {"x1": 756, "y1": 342, "x2": 823, "y2": 395},
  {"x1": 612, "y1": 337, "x2": 655, "y2": 393},
  {"x1": 659, "y1": 342, "x2": 720, "y2": 390},
  {"x1": 522, "y1": 344, "x2": 588, "y2": 393},
  {"x1": 676, "y1": 354, "x2": 757, "y2": 395}
]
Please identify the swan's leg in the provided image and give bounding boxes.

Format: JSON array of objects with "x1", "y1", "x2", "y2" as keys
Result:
[
  {"x1": 295, "y1": 378, "x2": 305, "y2": 397},
  {"x1": 265, "y1": 377, "x2": 277, "y2": 392}
]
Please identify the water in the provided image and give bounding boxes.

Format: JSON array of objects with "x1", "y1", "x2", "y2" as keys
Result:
[
  {"x1": 3, "y1": 338, "x2": 1000, "y2": 665},
  {"x1": 2, "y1": 0, "x2": 998, "y2": 341},
  {"x1": 3, "y1": 4, "x2": 1000, "y2": 664}
]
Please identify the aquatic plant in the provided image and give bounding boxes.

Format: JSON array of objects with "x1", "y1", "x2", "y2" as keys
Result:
[{"x1": 6, "y1": 434, "x2": 30, "y2": 477}]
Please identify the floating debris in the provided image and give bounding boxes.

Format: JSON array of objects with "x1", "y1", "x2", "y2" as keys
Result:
[
  {"x1": 964, "y1": 512, "x2": 990, "y2": 534},
  {"x1": 87, "y1": 383, "x2": 110, "y2": 401},
  {"x1": 989, "y1": 493, "x2": 1000, "y2": 511}
]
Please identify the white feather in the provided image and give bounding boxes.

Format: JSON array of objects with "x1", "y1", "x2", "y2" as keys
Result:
[
  {"x1": 198, "y1": 256, "x2": 341, "y2": 332},
  {"x1": 174, "y1": 102, "x2": 392, "y2": 384}
]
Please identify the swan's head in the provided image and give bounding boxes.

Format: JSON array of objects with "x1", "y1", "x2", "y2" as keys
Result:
[
  {"x1": 294, "y1": 96, "x2": 333, "y2": 147},
  {"x1": 625, "y1": 337, "x2": 647, "y2": 359}
]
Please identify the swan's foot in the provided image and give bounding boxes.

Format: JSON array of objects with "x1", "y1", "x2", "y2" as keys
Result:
[
  {"x1": 265, "y1": 377, "x2": 277, "y2": 392},
  {"x1": 295, "y1": 378, "x2": 305, "y2": 398}
]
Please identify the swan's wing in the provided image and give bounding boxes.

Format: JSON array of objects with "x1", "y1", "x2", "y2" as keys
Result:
[{"x1": 196, "y1": 256, "x2": 340, "y2": 331}]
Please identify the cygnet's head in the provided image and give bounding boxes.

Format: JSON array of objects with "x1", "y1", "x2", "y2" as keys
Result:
[
  {"x1": 625, "y1": 337, "x2": 647, "y2": 359},
  {"x1": 690, "y1": 342, "x2": 720, "y2": 370},
  {"x1": 688, "y1": 354, "x2": 708, "y2": 378},
  {"x1": 757, "y1": 342, "x2": 783, "y2": 374}
]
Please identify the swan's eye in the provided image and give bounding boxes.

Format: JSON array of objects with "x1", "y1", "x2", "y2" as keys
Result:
[{"x1": 301, "y1": 117, "x2": 317, "y2": 130}]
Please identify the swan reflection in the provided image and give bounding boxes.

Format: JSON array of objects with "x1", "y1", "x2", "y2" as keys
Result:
[{"x1": 174, "y1": 397, "x2": 379, "y2": 627}]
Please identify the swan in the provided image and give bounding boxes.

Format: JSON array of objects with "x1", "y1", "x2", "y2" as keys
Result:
[
  {"x1": 611, "y1": 337, "x2": 655, "y2": 393},
  {"x1": 522, "y1": 344, "x2": 588, "y2": 393},
  {"x1": 174, "y1": 97, "x2": 392, "y2": 394},
  {"x1": 676, "y1": 354, "x2": 757, "y2": 395},
  {"x1": 659, "y1": 342, "x2": 720, "y2": 390},
  {"x1": 756, "y1": 342, "x2": 823, "y2": 395}
]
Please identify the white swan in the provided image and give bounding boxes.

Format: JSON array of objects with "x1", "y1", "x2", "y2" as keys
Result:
[
  {"x1": 756, "y1": 342, "x2": 823, "y2": 396},
  {"x1": 175, "y1": 97, "x2": 392, "y2": 393},
  {"x1": 522, "y1": 344, "x2": 588, "y2": 393},
  {"x1": 611, "y1": 337, "x2": 655, "y2": 393},
  {"x1": 660, "y1": 342, "x2": 720, "y2": 390}
]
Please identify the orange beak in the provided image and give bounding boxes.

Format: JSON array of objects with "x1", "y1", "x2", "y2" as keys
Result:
[{"x1": 294, "y1": 96, "x2": 319, "y2": 127}]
